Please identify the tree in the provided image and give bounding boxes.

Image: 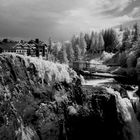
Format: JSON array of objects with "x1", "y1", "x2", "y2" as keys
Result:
[
  {"x1": 75, "y1": 36, "x2": 80, "y2": 46},
  {"x1": 120, "y1": 25, "x2": 123, "y2": 31},
  {"x1": 90, "y1": 32, "x2": 100, "y2": 54},
  {"x1": 132, "y1": 23, "x2": 140, "y2": 43},
  {"x1": 79, "y1": 32, "x2": 87, "y2": 56},
  {"x1": 98, "y1": 33, "x2": 104, "y2": 53},
  {"x1": 48, "y1": 37, "x2": 53, "y2": 53},
  {"x1": 102, "y1": 28, "x2": 119, "y2": 53},
  {"x1": 2, "y1": 38, "x2": 8, "y2": 43},
  {"x1": 121, "y1": 28, "x2": 131, "y2": 51},
  {"x1": 90, "y1": 31, "x2": 96, "y2": 53},
  {"x1": 52, "y1": 45, "x2": 59, "y2": 61},
  {"x1": 84, "y1": 33, "x2": 91, "y2": 51},
  {"x1": 71, "y1": 35, "x2": 77, "y2": 50},
  {"x1": 74, "y1": 44, "x2": 81, "y2": 61},
  {"x1": 52, "y1": 42, "x2": 62, "y2": 61},
  {"x1": 65, "y1": 42, "x2": 74, "y2": 63},
  {"x1": 57, "y1": 44, "x2": 68, "y2": 64},
  {"x1": 122, "y1": 28, "x2": 130, "y2": 41},
  {"x1": 71, "y1": 35, "x2": 82, "y2": 61},
  {"x1": 94, "y1": 33, "x2": 99, "y2": 53}
]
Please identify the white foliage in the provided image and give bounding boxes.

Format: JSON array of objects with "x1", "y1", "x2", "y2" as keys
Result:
[
  {"x1": 100, "y1": 51, "x2": 115, "y2": 61},
  {"x1": 3, "y1": 53, "x2": 76, "y2": 84}
]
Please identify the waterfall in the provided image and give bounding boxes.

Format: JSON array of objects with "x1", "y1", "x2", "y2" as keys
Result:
[{"x1": 106, "y1": 87, "x2": 140, "y2": 140}]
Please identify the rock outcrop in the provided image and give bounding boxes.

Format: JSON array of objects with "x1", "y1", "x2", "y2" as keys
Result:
[{"x1": 0, "y1": 53, "x2": 140, "y2": 140}]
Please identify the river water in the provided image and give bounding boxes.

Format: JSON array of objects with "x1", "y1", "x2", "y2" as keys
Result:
[
  {"x1": 83, "y1": 78, "x2": 114, "y2": 86},
  {"x1": 82, "y1": 77, "x2": 140, "y2": 140}
]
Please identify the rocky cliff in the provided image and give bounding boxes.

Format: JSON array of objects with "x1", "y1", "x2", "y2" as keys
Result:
[{"x1": 0, "y1": 53, "x2": 140, "y2": 140}]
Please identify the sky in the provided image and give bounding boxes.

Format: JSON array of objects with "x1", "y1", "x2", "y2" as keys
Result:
[{"x1": 0, "y1": 0, "x2": 140, "y2": 41}]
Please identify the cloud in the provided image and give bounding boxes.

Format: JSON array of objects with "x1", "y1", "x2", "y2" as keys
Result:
[
  {"x1": 103, "y1": 0, "x2": 133, "y2": 12},
  {"x1": 57, "y1": 0, "x2": 134, "y2": 32},
  {"x1": 129, "y1": 7, "x2": 140, "y2": 18},
  {"x1": 0, "y1": 0, "x2": 137, "y2": 40}
]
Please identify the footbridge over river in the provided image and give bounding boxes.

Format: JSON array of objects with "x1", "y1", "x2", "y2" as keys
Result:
[
  {"x1": 78, "y1": 70, "x2": 129, "y2": 82},
  {"x1": 70, "y1": 61, "x2": 133, "y2": 84},
  {"x1": 71, "y1": 61, "x2": 120, "y2": 72}
]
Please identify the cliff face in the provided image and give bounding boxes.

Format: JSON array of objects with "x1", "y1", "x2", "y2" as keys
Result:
[{"x1": 0, "y1": 53, "x2": 140, "y2": 140}]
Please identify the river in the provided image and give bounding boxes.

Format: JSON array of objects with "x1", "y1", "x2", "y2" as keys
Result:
[
  {"x1": 83, "y1": 78, "x2": 114, "y2": 86},
  {"x1": 82, "y1": 76, "x2": 140, "y2": 140}
]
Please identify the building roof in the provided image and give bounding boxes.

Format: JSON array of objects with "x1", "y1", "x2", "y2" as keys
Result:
[
  {"x1": 0, "y1": 42, "x2": 17, "y2": 50},
  {"x1": 0, "y1": 40, "x2": 48, "y2": 51}
]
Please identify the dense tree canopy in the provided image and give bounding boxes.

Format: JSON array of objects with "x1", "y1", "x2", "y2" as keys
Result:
[
  {"x1": 46, "y1": 23, "x2": 140, "y2": 63},
  {"x1": 102, "y1": 29, "x2": 120, "y2": 53}
]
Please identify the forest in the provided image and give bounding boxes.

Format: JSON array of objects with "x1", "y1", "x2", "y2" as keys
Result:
[{"x1": 46, "y1": 23, "x2": 140, "y2": 67}]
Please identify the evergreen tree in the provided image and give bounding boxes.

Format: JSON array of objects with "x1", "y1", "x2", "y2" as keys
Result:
[
  {"x1": 94, "y1": 33, "x2": 99, "y2": 53},
  {"x1": 98, "y1": 33, "x2": 104, "y2": 53},
  {"x1": 84, "y1": 33, "x2": 91, "y2": 51},
  {"x1": 75, "y1": 37, "x2": 80, "y2": 46},
  {"x1": 74, "y1": 44, "x2": 81, "y2": 61},
  {"x1": 48, "y1": 37, "x2": 53, "y2": 53},
  {"x1": 123, "y1": 28, "x2": 130, "y2": 41},
  {"x1": 57, "y1": 44, "x2": 68, "y2": 64},
  {"x1": 90, "y1": 32, "x2": 100, "y2": 54},
  {"x1": 121, "y1": 28, "x2": 131, "y2": 51},
  {"x1": 90, "y1": 31, "x2": 96, "y2": 53},
  {"x1": 132, "y1": 23, "x2": 140, "y2": 43},
  {"x1": 71, "y1": 35, "x2": 82, "y2": 61},
  {"x1": 91, "y1": 31, "x2": 95, "y2": 38},
  {"x1": 71, "y1": 35, "x2": 77, "y2": 49},
  {"x1": 52, "y1": 44, "x2": 59, "y2": 61},
  {"x1": 102, "y1": 28, "x2": 119, "y2": 53},
  {"x1": 79, "y1": 32, "x2": 87, "y2": 57},
  {"x1": 65, "y1": 42, "x2": 74, "y2": 63},
  {"x1": 120, "y1": 25, "x2": 123, "y2": 31}
]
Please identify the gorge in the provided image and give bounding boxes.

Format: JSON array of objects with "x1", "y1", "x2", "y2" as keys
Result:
[{"x1": 0, "y1": 53, "x2": 140, "y2": 140}]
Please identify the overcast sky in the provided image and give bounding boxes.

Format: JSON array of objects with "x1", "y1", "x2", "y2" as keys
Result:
[{"x1": 0, "y1": 0, "x2": 140, "y2": 41}]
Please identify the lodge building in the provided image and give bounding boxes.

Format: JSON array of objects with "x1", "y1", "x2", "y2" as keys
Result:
[{"x1": 0, "y1": 39, "x2": 48, "y2": 58}]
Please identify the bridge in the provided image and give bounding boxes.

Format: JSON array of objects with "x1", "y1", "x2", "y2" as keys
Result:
[
  {"x1": 70, "y1": 61, "x2": 132, "y2": 83},
  {"x1": 79, "y1": 70, "x2": 126, "y2": 78},
  {"x1": 77, "y1": 69, "x2": 137, "y2": 85},
  {"x1": 71, "y1": 61, "x2": 120, "y2": 72}
]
